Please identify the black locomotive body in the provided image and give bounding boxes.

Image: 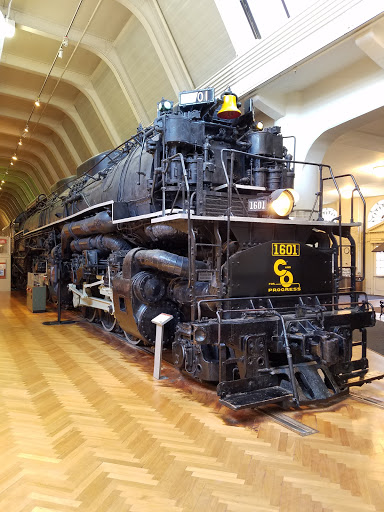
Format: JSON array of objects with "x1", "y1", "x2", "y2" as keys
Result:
[{"x1": 10, "y1": 88, "x2": 381, "y2": 409}]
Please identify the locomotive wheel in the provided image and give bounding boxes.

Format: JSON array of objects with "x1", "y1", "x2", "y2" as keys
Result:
[
  {"x1": 100, "y1": 311, "x2": 117, "y2": 332},
  {"x1": 123, "y1": 330, "x2": 142, "y2": 346},
  {"x1": 81, "y1": 306, "x2": 96, "y2": 323}
]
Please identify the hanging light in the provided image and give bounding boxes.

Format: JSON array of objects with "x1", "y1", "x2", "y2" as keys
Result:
[
  {"x1": 12, "y1": 154, "x2": 17, "y2": 160},
  {"x1": 35, "y1": 98, "x2": 40, "y2": 107},
  {"x1": 1, "y1": 180, "x2": 5, "y2": 184},
  {"x1": 18, "y1": 139, "x2": 22, "y2": 145},
  {"x1": 24, "y1": 126, "x2": 29, "y2": 133},
  {"x1": 10, "y1": 162, "x2": 13, "y2": 166}
]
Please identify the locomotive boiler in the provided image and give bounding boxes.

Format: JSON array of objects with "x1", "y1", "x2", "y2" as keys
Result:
[{"x1": 10, "y1": 87, "x2": 382, "y2": 410}]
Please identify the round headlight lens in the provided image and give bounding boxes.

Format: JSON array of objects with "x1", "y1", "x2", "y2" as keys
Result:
[{"x1": 270, "y1": 190, "x2": 295, "y2": 217}]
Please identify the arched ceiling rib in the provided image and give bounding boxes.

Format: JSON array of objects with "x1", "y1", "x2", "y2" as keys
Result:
[
  {"x1": 0, "y1": 122, "x2": 72, "y2": 176},
  {"x1": 0, "y1": 166, "x2": 40, "y2": 198},
  {"x1": 0, "y1": 95, "x2": 82, "y2": 169},
  {"x1": 0, "y1": 134, "x2": 63, "y2": 182},
  {"x1": 0, "y1": 157, "x2": 50, "y2": 194},
  {"x1": 0, "y1": 0, "x2": 235, "y2": 229},
  {"x1": 0, "y1": 74, "x2": 98, "y2": 164},
  {"x1": 0, "y1": 191, "x2": 23, "y2": 217}
]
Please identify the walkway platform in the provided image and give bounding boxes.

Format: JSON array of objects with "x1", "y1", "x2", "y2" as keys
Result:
[{"x1": 0, "y1": 291, "x2": 383, "y2": 512}]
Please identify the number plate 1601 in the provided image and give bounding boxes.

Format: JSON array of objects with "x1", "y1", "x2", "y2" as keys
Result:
[
  {"x1": 248, "y1": 199, "x2": 267, "y2": 211},
  {"x1": 272, "y1": 243, "x2": 300, "y2": 256}
]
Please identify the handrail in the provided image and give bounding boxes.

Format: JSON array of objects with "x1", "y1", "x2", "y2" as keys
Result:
[
  {"x1": 322, "y1": 174, "x2": 366, "y2": 282},
  {"x1": 161, "y1": 152, "x2": 195, "y2": 318},
  {"x1": 217, "y1": 148, "x2": 347, "y2": 289},
  {"x1": 196, "y1": 292, "x2": 372, "y2": 321},
  {"x1": 220, "y1": 149, "x2": 232, "y2": 293},
  {"x1": 219, "y1": 148, "x2": 343, "y2": 219}
]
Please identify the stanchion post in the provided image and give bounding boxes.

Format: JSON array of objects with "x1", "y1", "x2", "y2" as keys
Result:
[
  {"x1": 152, "y1": 313, "x2": 173, "y2": 380},
  {"x1": 43, "y1": 261, "x2": 77, "y2": 326}
]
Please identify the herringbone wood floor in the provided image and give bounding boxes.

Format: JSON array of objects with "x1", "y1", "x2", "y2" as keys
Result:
[{"x1": 0, "y1": 291, "x2": 383, "y2": 512}]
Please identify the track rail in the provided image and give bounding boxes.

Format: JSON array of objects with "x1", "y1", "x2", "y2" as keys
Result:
[
  {"x1": 258, "y1": 409, "x2": 319, "y2": 436},
  {"x1": 350, "y1": 392, "x2": 384, "y2": 409}
]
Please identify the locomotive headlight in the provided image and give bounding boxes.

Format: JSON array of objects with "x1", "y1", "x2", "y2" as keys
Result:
[
  {"x1": 270, "y1": 189, "x2": 298, "y2": 217},
  {"x1": 157, "y1": 99, "x2": 174, "y2": 113}
]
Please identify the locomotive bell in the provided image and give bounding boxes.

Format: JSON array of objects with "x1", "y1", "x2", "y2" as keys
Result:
[{"x1": 217, "y1": 89, "x2": 241, "y2": 119}]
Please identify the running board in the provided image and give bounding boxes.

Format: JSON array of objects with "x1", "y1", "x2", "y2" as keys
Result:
[{"x1": 219, "y1": 386, "x2": 293, "y2": 410}]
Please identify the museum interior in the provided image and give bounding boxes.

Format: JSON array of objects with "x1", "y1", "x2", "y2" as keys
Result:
[{"x1": 0, "y1": 1, "x2": 384, "y2": 511}]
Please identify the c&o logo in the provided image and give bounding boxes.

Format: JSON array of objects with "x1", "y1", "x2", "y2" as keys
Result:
[{"x1": 273, "y1": 259, "x2": 293, "y2": 288}]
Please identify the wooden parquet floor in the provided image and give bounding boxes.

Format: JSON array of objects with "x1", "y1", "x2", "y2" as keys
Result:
[{"x1": 0, "y1": 291, "x2": 383, "y2": 512}]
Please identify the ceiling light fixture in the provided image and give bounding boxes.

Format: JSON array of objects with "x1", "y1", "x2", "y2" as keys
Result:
[
  {"x1": 58, "y1": 36, "x2": 68, "y2": 59},
  {"x1": 35, "y1": 98, "x2": 40, "y2": 107},
  {"x1": 24, "y1": 126, "x2": 29, "y2": 132},
  {"x1": 12, "y1": 154, "x2": 17, "y2": 160},
  {"x1": 18, "y1": 139, "x2": 22, "y2": 145},
  {"x1": 10, "y1": 162, "x2": 13, "y2": 166}
]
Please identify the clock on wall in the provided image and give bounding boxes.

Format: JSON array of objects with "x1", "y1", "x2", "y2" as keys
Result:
[
  {"x1": 368, "y1": 200, "x2": 384, "y2": 228},
  {"x1": 322, "y1": 207, "x2": 338, "y2": 222}
]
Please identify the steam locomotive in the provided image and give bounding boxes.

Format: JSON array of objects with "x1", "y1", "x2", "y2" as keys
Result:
[{"x1": 10, "y1": 87, "x2": 382, "y2": 410}]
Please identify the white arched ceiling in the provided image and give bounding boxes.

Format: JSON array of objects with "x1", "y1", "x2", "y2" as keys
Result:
[{"x1": 0, "y1": 0, "x2": 235, "y2": 229}]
